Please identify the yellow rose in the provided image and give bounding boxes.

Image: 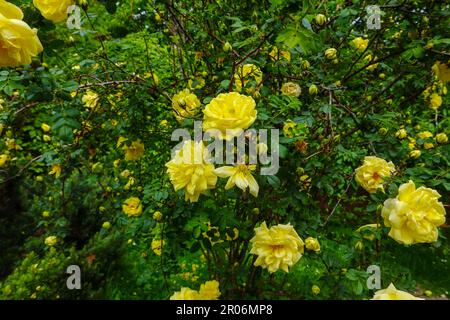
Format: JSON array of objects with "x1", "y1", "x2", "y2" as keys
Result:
[
  {"x1": 122, "y1": 197, "x2": 143, "y2": 217},
  {"x1": 314, "y1": 14, "x2": 326, "y2": 26},
  {"x1": 429, "y1": 93, "x2": 442, "y2": 110},
  {"x1": 0, "y1": 154, "x2": 10, "y2": 167},
  {"x1": 151, "y1": 239, "x2": 164, "y2": 256},
  {"x1": 381, "y1": 180, "x2": 446, "y2": 245},
  {"x1": 234, "y1": 64, "x2": 263, "y2": 93},
  {"x1": 203, "y1": 92, "x2": 257, "y2": 140},
  {"x1": 395, "y1": 128, "x2": 407, "y2": 139},
  {"x1": 49, "y1": 164, "x2": 61, "y2": 178},
  {"x1": 172, "y1": 89, "x2": 201, "y2": 122},
  {"x1": 44, "y1": 236, "x2": 58, "y2": 246},
  {"x1": 312, "y1": 285, "x2": 321, "y2": 295},
  {"x1": 0, "y1": 12, "x2": 43, "y2": 67},
  {"x1": 355, "y1": 156, "x2": 395, "y2": 193},
  {"x1": 102, "y1": 221, "x2": 111, "y2": 229},
  {"x1": 170, "y1": 287, "x2": 199, "y2": 300},
  {"x1": 435, "y1": 133, "x2": 448, "y2": 144},
  {"x1": 197, "y1": 280, "x2": 221, "y2": 300},
  {"x1": 165, "y1": 140, "x2": 217, "y2": 202},
  {"x1": 153, "y1": 211, "x2": 163, "y2": 222},
  {"x1": 432, "y1": 61, "x2": 450, "y2": 83},
  {"x1": 124, "y1": 140, "x2": 145, "y2": 161},
  {"x1": 352, "y1": 37, "x2": 369, "y2": 52},
  {"x1": 269, "y1": 47, "x2": 291, "y2": 62},
  {"x1": 409, "y1": 149, "x2": 421, "y2": 158},
  {"x1": 325, "y1": 48, "x2": 337, "y2": 60},
  {"x1": 250, "y1": 222, "x2": 304, "y2": 273},
  {"x1": 304, "y1": 237, "x2": 320, "y2": 252},
  {"x1": 41, "y1": 123, "x2": 51, "y2": 132},
  {"x1": 82, "y1": 90, "x2": 99, "y2": 109},
  {"x1": 417, "y1": 131, "x2": 433, "y2": 139},
  {"x1": 372, "y1": 283, "x2": 423, "y2": 300},
  {"x1": 423, "y1": 142, "x2": 434, "y2": 149},
  {"x1": 281, "y1": 82, "x2": 301, "y2": 97},
  {"x1": 33, "y1": 0, "x2": 75, "y2": 23}
]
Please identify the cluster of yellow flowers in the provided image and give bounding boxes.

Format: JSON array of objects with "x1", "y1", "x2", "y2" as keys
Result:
[
  {"x1": 170, "y1": 280, "x2": 220, "y2": 300},
  {"x1": 355, "y1": 156, "x2": 446, "y2": 245},
  {"x1": 166, "y1": 92, "x2": 260, "y2": 201},
  {"x1": 394, "y1": 127, "x2": 448, "y2": 158},
  {"x1": 422, "y1": 61, "x2": 448, "y2": 110},
  {"x1": 0, "y1": 1, "x2": 43, "y2": 67}
]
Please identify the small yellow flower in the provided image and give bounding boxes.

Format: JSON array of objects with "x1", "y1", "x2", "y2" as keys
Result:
[
  {"x1": 314, "y1": 14, "x2": 326, "y2": 26},
  {"x1": 215, "y1": 164, "x2": 259, "y2": 197},
  {"x1": 435, "y1": 133, "x2": 448, "y2": 144},
  {"x1": 170, "y1": 287, "x2": 199, "y2": 300},
  {"x1": 409, "y1": 149, "x2": 421, "y2": 158},
  {"x1": 153, "y1": 211, "x2": 163, "y2": 222},
  {"x1": 172, "y1": 89, "x2": 201, "y2": 122},
  {"x1": 44, "y1": 236, "x2": 58, "y2": 246},
  {"x1": 234, "y1": 64, "x2": 263, "y2": 93},
  {"x1": 352, "y1": 37, "x2": 369, "y2": 52},
  {"x1": 124, "y1": 177, "x2": 135, "y2": 190},
  {"x1": 203, "y1": 92, "x2": 257, "y2": 140},
  {"x1": 124, "y1": 140, "x2": 145, "y2": 161},
  {"x1": 42, "y1": 211, "x2": 50, "y2": 218},
  {"x1": 250, "y1": 222, "x2": 304, "y2": 273},
  {"x1": 424, "y1": 142, "x2": 434, "y2": 149},
  {"x1": 432, "y1": 61, "x2": 450, "y2": 83},
  {"x1": 197, "y1": 280, "x2": 221, "y2": 300},
  {"x1": 283, "y1": 120, "x2": 297, "y2": 138},
  {"x1": 151, "y1": 239, "x2": 164, "y2": 256},
  {"x1": 372, "y1": 283, "x2": 423, "y2": 300},
  {"x1": 122, "y1": 197, "x2": 143, "y2": 217},
  {"x1": 223, "y1": 41, "x2": 232, "y2": 52},
  {"x1": 395, "y1": 128, "x2": 407, "y2": 139},
  {"x1": 102, "y1": 221, "x2": 111, "y2": 229},
  {"x1": 429, "y1": 93, "x2": 442, "y2": 110},
  {"x1": 305, "y1": 237, "x2": 320, "y2": 252},
  {"x1": 43, "y1": 134, "x2": 51, "y2": 142},
  {"x1": 309, "y1": 84, "x2": 318, "y2": 95},
  {"x1": 82, "y1": 90, "x2": 99, "y2": 109},
  {"x1": 0, "y1": 154, "x2": 10, "y2": 167},
  {"x1": 325, "y1": 48, "x2": 337, "y2": 60},
  {"x1": 41, "y1": 123, "x2": 51, "y2": 132},
  {"x1": 312, "y1": 285, "x2": 321, "y2": 295},
  {"x1": 281, "y1": 82, "x2": 301, "y2": 97},
  {"x1": 5, "y1": 138, "x2": 21, "y2": 150},
  {"x1": 417, "y1": 131, "x2": 433, "y2": 139},
  {"x1": 355, "y1": 156, "x2": 395, "y2": 193},
  {"x1": 159, "y1": 119, "x2": 169, "y2": 128},
  {"x1": 269, "y1": 47, "x2": 291, "y2": 62},
  {"x1": 49, "y1": 164, "x2": 62, "y2": 178},
  {"x1": 381, "y1": 180, "x2": 446, "y2": 245}
]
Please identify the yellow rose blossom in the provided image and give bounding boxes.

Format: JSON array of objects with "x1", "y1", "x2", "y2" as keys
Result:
[
  {"x1": 5, "y1": 138, "x2": 21, "y2": 150},
  {"x1": 314, "y1": 14, "x2": 326, "y2": 26},
  {"x1": 33, "y1": 0, "x2": 75, "y2": 23},
  {"x1": 305, "y1": 237, "x2": 321, "y2": 252},
  {"x1": 409, "y1": 149, "x2": 421, "y2": 158},
  {"x1": 41, "y1": 123, "x2": 51, "y2": 132},
  {"x1": 49, "y1": 164, "x2": 61, "y2": 178},
  {"x1": 435, "y1": 133, "x2": 448, "y2": 144},
  {"x1": 151, "y1": 239, "x2": 164, "y2": 256},
  {"x1": 122, "y1": 197, "x2": 143, "y2": 217},
  {"x1": 250, "y1": 222, "x2": 304, "y2": 273},
  {"x1": 82, "y1": 90, "x2": 99, "y2": 109},
  {"x1": 172, "y1": 89, "x2": 201, "y2": 122},
  {"x1": 417, "y1": 131, "x2": 433, "y2": 139},
  {"x1": 312, "y1": 285, "x2": 321, "y2": 295},
  {"x1": 395, "y1": 128, "x2": 407, "y2": 139},
  {"x1": 124, "y1": 140, "x2": 145, "y2": 161},
  {"x1": 153, "y1": 211, "x2": 163, "y2": 222},
  {"x1": 355, "y1": 156, "x2": 395, "y2": 193},
  {"x1": 44, "y1": 236, "x2": 57, "y2": 246},
  {"x1": 0, "y1": 154, "x2": 10, "y2": 167},
  {"x1": 372, "y1": 283, "x2": 423, "y2": 300},
  {"x1": 325, "y1": 48, "x2": 337, "y2": 60},
  {"x1": 352, "y1": 37, "x2": 369, "y2": 52},
  {"x1": 165, "y1": 140, "x2": 217, "y2": 202},
  {"x1": 269, "y1": 47, "x2": 291, "y2": 62},
  {"x1": 0, "y1": 11, "x2": 43, "y2": 67},
  {"x1": 281, "y1": 82, "x2": 301, "y2": 97},
  {"x1": 424, "y1": 142, "x2": 434, "y2": 149},
  {"x1": 432, "y1": 61, "x2": 450, "y2": 83},
  {"x1": 203, "y1": 92, "x2": 257, "y2": 140},
  {"x1": 429, "y1": 93, "x2": 442, "y2": 110},
  {"x1": 233, "y1": 64, "x2": 263, "y2": 93},
  {"x1": 215, "y1": 164, "x2": 259, "y2": 197},
  {"x1": 197, "y1": 280, "x2": 220, "y2": 300},
  {"x1": 43, "y1": 134, "x2": 51, "y2": 142},
  {"x1": 170, "y1": 287, "x2": 199, "y2": 300},
  {"x1": 381, "y1": 180, "x2": 446, "y2": 245}
]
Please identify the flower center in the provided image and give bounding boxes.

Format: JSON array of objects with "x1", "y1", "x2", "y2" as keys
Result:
[
  {"x1": 372, "y1": 172, "x2": 381, "y2": 181},
  {"x1": 270, "y1": 244, "x2": 285, "y2": 250}
]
